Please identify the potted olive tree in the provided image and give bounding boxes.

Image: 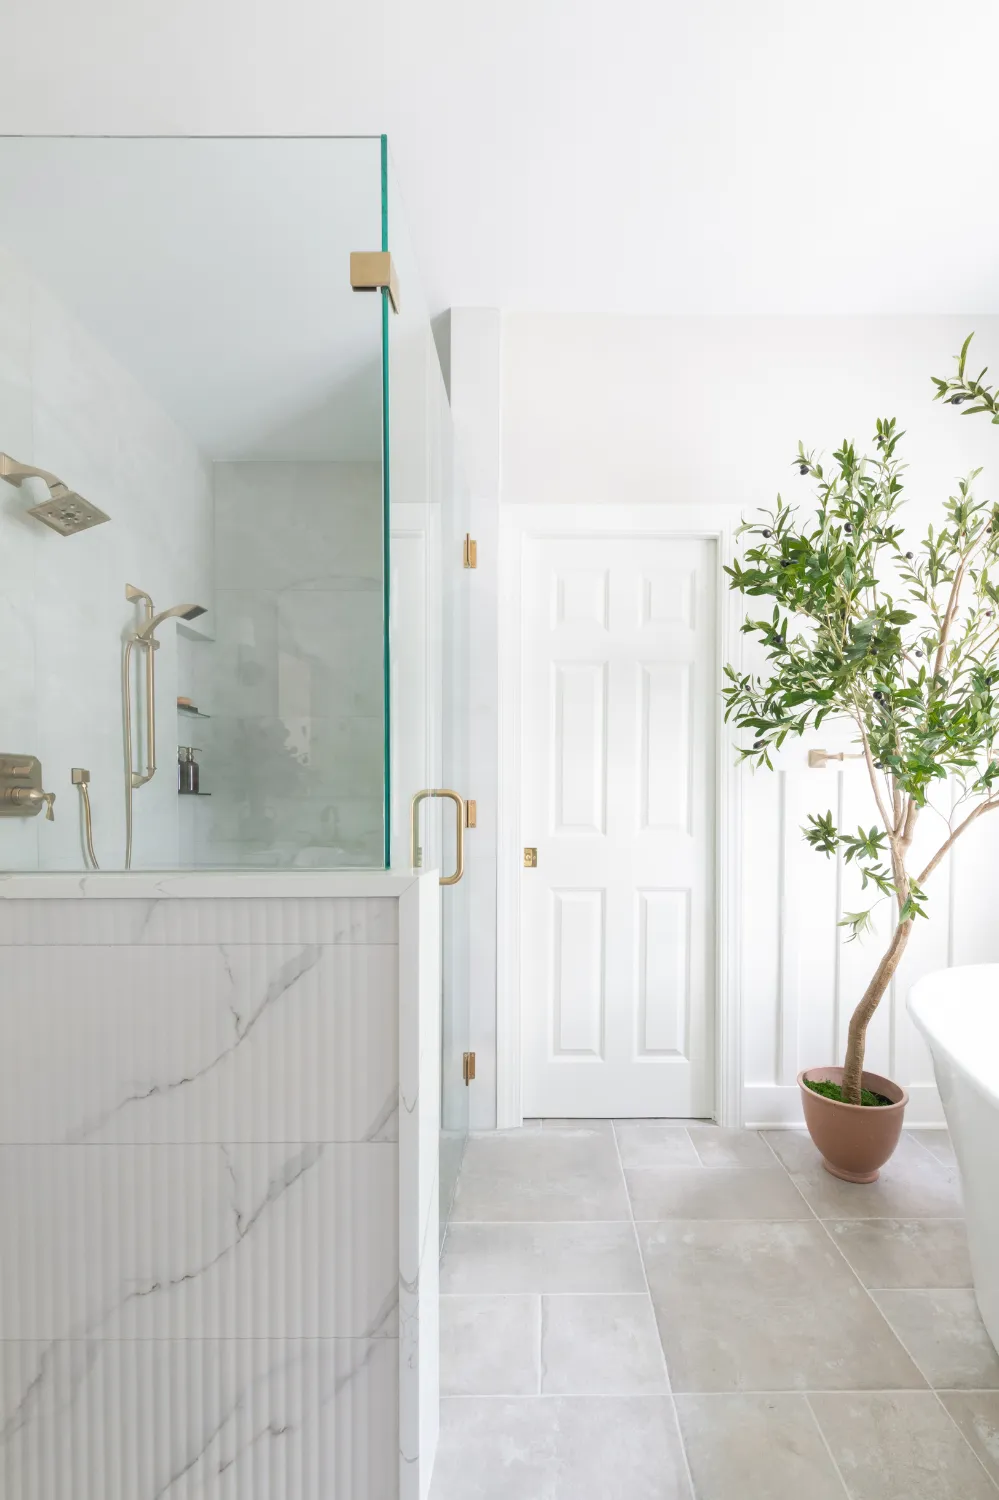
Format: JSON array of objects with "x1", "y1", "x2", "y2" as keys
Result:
[{"x1": 725, "y1": 336, "x2": 999, "y2": 1181}]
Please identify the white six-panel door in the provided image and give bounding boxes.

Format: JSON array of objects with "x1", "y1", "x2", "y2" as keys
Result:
[{"x1": 520, "y1": 535, "x2": 716, "y2": 1117}]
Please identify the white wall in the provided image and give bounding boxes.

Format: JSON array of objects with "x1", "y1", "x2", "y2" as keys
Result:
[
  {"x1": 452, "y1": 309, "x2": 999, "y2": 1125},
  {"x1": 1, "y1": 2, "x2": 998, "y2": 325},
  {"x1": 0, "y1": 244, "x2": 213, "y2": 872},
  {"x1": 500, "y1": 314, "x2": 999, "y2": 511}
]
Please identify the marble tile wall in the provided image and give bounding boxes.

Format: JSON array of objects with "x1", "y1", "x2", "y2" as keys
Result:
[
  {"x1": 0, "y1": 884, "x2": 438, "y2": 1499},
  {"x1": 0, "y1": 242, "x2": 214, "y2": 873},
  {"x1": 198, "y1": 461, "x2": 384, "y2": 868}
]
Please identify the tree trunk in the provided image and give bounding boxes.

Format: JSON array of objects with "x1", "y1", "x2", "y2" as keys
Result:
[{"x1": 841, "y1": 919, "x2": 913, "y2": 1105}]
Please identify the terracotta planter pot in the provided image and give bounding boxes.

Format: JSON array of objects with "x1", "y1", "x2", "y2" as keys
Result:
[{"x1": 797, "y1": 1066, "x2": 908, "y2": 1183}]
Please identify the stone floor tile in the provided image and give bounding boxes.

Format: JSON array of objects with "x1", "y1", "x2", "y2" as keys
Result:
[
  {"x1": 640, "y1": 1219, "x2": 924, "y2": 1392},
  {"x1": 540, "y1": 1294, "x2": 667, "y2": 1394},
  {"x1": 685, "y1": 1125, "x2": 783, "y2": 1169},
  {"x1": 614, "y1": 1122, "x2": 700, "y2": 1169},
  {"x1": 431, "y1": 1395, "x2": 693, "y2": 1499},
  {"x1": 810, "y1": 1391, "x2": 998, "y2": 1499},
  {"x1": 440, "y1": 1293, "x2": 540, "y2": 1396},
  {"x1": 441, "y1": 1221, "x2": 645, "y2": 1294},
  {"x1": 675, "y1": 1393, "x2": 846, "y2": 1500},
  {"x1": 626, "y1": 1165, "x2": 810, "y2": 1221},
  {"x1": 451, "y1": 1127, "x2": 629, "y2": 1222},
  {"x1": 870, "y1": 1289, "x2": 999, "y2": 1389},
  {"x1": 939, "y1": 1391, "x2": 999, "y2": 1484},
  {"x1": 826, "y1": 1217, "x2": 972, "y2": 1288},
  {"x1": 763, "y1": 1129, "x2": 963, "y2": 1219},
  {"x1": 909, "y1": 1128, "x2": 957, "y2": 1168}
]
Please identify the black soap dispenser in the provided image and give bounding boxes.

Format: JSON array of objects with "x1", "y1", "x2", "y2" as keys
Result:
[{"x1": 178, "y1": 746, "x2": 201, "y2": 794}]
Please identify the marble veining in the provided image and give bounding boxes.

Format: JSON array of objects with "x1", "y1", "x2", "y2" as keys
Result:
[
  {"x1": 70, "y1": 943, "x2": 324, "y2": 1142},
  {"x1": 2, "y1": 1338, "x2": 400, "y2": 1500},
  {"x1": 0, "y1": 941, "x2": 401, "y2": 1145},
  {"x1": 0, "y1": 878, "x2": 441, "y2": 1500}
]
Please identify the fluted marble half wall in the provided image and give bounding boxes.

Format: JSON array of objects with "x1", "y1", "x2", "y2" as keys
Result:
[{"x1": 0, "y1": 872, "x2": 440, "y2": 1500}]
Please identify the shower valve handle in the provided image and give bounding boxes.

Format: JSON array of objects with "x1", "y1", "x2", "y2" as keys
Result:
[{"x1": 3, "y1": 787, "x2": 56, "y2": 820}]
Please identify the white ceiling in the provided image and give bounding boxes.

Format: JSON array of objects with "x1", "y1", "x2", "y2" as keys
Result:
[{"x1": 0, "y1": 0, "x2": 997, "y2": 318}]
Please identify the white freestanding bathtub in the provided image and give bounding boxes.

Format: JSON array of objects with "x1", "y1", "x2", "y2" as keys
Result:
[{"x1": 908, "y1": 965, "x2": 999, "y2": 1355}]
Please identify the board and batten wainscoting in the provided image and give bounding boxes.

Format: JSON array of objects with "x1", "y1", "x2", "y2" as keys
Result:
[
  {"x1": 0, "y1": 871, "x2": 440, "y2": 1500},
  {"x1": 742, "y1": 754, "x2": 999, "y2": 1126}
]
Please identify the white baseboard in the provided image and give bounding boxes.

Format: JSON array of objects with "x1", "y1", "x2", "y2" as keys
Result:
[{"x1": 743, "y1": 1081, "x2": 944, "y2": 1129}]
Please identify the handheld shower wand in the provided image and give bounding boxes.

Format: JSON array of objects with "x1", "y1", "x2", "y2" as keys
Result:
[{"x1": 122, "y1": 585, "x2": 207, "y2": 868}]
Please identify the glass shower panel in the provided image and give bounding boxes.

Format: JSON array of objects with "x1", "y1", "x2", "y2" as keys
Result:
[
  {"x1": 0, "y1": 136, "x2": 388, "y2": 871},
  {"x1": 439, "y1": 410, "x2": 473, "y2": 1237},
  {"x1": 382, "y1": 146, "x2": 472, "y2": 1239}
]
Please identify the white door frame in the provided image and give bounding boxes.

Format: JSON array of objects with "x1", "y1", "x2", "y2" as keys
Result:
[{"x1": 497, "y1": 504, "x2": 744, "y2": 1129}]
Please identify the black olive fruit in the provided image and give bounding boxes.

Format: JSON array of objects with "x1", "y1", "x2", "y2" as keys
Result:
[
  {"x1": 844, "y1": 523, "x2": 853, "y2": 534},
  {"x1": 753, "y1": 739, "x2": 765, "y2": 749},
  {"x1": 799, "y1": 464, "x2": 809, "y2": 475},
  {"x1": 762, "y1": 529, "x2": 772, "y2": 538},
  {"x1": 873, "y1": 690, "x2": 884, "y2": 701},
  {"x1": 905, "y1": 551, "x2": 914, "y2": 560}
]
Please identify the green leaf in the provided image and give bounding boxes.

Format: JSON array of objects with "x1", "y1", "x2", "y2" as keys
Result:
[{"x1": 838, "y1": 909, "x2": 875, "y2": 942}]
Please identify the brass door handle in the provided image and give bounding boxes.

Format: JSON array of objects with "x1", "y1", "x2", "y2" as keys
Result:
[{"x1": 410, "y1": 788, "x2": 466, "y2": 886}]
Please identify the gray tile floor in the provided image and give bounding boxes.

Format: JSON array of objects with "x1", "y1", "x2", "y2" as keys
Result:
[{"x1": 431, "y1": 1120, "x2": 999, "y2": 1500}]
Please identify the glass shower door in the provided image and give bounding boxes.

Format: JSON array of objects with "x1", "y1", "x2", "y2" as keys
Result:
[
  {"x1": 439, "y1": 400, "x2": 472, "y2": 1236},
  {"x1": 382, "y1": 145, "x2": 471, "y2": 1244}
]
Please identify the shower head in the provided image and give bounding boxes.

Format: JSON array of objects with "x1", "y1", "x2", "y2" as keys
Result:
[
  {"x1": 136, "y1": 602, "x2": 208, "y2": 641},
  {"x1": 0, "y1": 453, "x2": 110, "y2": 535}
]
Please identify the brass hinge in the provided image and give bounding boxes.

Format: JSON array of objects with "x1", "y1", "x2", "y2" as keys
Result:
[
  {"x1": 523, "y1": 847, "x2": 537, "y2": 868},
  {"x1": 463, "y1": 1051, "x2": 476, "y2": 1085},
  {"x1": 463, "y1": 534, "x2": 478, "y2": 569},
  {"x1": 465, "y1": 799, "x2": 477, "y2": 829},
  {"x1": 350, "y1": 251, "x2": 400, "y2": 314}
]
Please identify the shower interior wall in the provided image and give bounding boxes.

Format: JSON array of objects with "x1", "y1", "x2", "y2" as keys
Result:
[
  {"x1": 182, "y1": 460, "x2": 384, "y2": 870},
  {"x1": 0, "y1": 243, "x2": 214, "y2": 872},
  {"x1": 0, "y1": 243, "x2": 384, "y2": 872}
]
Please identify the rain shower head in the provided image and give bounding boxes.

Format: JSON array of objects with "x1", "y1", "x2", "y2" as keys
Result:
[{"x1": 0, "y1": 453, "x2": 110, "y2": 536}]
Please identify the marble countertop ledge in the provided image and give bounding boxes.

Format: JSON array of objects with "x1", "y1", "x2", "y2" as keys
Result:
[{"x1": 0, "y1": 869, "x2": 431, "y2": 900}]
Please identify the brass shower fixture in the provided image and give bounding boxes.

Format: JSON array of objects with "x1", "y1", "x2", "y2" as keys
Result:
[
  {"x1": 122, "y1": 584, "x2": 207, "y2": 868},
  {"x1": 0, "y1": 453, "x2": 110, "y2": 535}
]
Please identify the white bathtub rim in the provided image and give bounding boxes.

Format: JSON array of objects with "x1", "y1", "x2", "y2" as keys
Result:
[{"x1": 907, "y1": 963, "x2": 999, "y2": 1114}]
